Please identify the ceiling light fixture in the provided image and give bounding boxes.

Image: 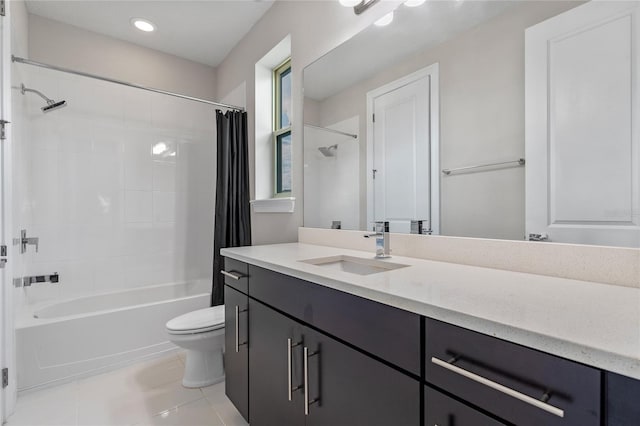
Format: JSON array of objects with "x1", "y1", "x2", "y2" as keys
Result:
[
  {"x1": 374, "y1": 11, "x2": 394, "y2": 26},
  {"x1": 404, "y1": 0, "x2": 426, "y2": 7},
  {"x1": 339, "y1": 0, "x2": 381, "y2": 15},
  {"x1": 131, "y1": 18, "x2": 155, "y2": 32}
]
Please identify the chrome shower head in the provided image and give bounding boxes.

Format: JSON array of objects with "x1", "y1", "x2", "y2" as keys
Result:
[
  {"x1": 318, "y1": 144, "x2": 338, "y2": 157},
  {"x1": 42, "y1": 100, "x2": 67, "y2": 113},
  {"x1": 21, "y1": 83, "x2": 67, "y2": 113}
]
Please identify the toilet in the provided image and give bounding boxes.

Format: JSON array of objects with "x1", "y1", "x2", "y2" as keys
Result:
[{"x1": 166, "y1": 306, "x2": 225, "y2": 388}]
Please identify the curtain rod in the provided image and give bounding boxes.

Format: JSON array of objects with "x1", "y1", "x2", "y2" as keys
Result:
[
  {"x1": 12, "y1": 55, "x2": 244, "y2": 112},
  {"x1": 304, "y1": 123, "x2": 358, "y2": 139}
]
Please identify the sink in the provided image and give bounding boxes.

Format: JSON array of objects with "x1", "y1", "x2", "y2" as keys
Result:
[{"x1": 300, "y1": 255, "x2": 409, "y2": 276}]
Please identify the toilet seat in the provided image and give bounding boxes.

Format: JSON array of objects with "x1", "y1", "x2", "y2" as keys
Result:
[{"x1": 166, "y1": 306, "x2": 225, "y2": 335}]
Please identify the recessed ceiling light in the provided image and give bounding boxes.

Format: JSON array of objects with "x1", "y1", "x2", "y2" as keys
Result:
[
  {"x1": 131, "y1": 18, "x2": 155, "y2": 33},
  {"x1": 374, "y1": 11, "x2": 394, "y2": 26},
  {"x1": 404, "y1": 0, "x2": 426, "y2": 7}
]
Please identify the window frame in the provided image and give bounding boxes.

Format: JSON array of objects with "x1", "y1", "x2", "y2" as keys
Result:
[{"x1": 273, "y1": 58, "x2": 292, "y2": 197}]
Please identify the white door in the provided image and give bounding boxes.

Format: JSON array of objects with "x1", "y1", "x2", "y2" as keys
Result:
[
  {"x1": 526, "y1": 1, "x2": 640, "y2": 247},
  {"x1": 367, "y1": 66, "x2": 440, "y2": 234}
]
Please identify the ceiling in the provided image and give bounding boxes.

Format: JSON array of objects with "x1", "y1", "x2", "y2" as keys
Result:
[
  {"x1": 304, "y1": 0, "x2": 515, "y2": 101},
  {"x1": 25, "y1": 0, "x2": 274, "y2": 67}
]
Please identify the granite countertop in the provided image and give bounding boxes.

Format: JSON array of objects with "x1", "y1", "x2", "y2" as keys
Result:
[{"x1": 221, "y1": 243, "x2": 640, "y2": 380}]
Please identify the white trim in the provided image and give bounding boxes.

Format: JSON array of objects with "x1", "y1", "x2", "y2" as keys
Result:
[
  {"x1": 250, "y1": 197, "x2": 296, "y2": 213},
  {"x1": 365, "y1": 64, "x2": 440, "y2": 234},
  {"x1": 0, "y1": 1, "x2": 15, "y2": 420}
]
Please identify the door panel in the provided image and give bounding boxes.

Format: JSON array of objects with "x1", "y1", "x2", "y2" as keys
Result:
[
  {"x1": 526, "y1": 1, "x2": 640, "y2": 247},
  {"x1": 372, "y1": 76, "x2": 430, "y2": 234},
  {"x1": 248, "y1": 299, "x2": 305, "y2": 426},
  {"x1": 224, "y1": 286, "x2": 249, "y2": 421},
  {"x1": 304, "y1": 326, "x2": 419, "y2": 426}
]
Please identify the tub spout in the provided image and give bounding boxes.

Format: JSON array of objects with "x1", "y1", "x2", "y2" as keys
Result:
[{"x1": 20, "y1": 273, "x2": 59, "y2": 287}]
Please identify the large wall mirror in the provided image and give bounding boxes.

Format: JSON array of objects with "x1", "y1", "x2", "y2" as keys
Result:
[{"x1": 303, "y1": 0, "x2": 640, "y2": 248}]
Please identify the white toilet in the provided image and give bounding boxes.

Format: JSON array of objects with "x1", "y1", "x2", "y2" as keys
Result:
[{"x1": 166, "y1": 306, "x2": 225, "y2": 388}]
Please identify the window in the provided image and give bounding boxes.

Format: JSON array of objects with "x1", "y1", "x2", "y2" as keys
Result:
[{"x1": 274, "y1": 59, "x2": 292, "y2": 195}]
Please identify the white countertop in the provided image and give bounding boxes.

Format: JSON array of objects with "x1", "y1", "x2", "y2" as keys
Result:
[{"x1": 221, "y1": 243, "x2": 640, "y2": 380}]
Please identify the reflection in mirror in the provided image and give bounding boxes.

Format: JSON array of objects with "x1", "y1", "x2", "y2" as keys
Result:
[{"x1": 303, "y1": 0, "x2": 640, "y2": 248}]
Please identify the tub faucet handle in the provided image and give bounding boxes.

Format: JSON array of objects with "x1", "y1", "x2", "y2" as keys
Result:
[{"x1": 20, "y1": 229, "x2": 39, "y2": 254}]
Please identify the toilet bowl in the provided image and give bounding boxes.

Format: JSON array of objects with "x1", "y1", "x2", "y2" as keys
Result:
[{"x1": 166, "y1": 306, "x2": 225, "y2": 388}]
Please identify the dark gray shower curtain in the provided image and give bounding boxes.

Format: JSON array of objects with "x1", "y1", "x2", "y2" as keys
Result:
[{"x1": 212, "y1": 109, "x2": 251, "y2": 306}]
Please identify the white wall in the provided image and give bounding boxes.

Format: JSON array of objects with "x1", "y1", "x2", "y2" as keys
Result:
[
  {"x1": 12, "y1": 15, "x2": 218, "y2": 308},
  {"x1": 304, "y1": 116, "x2": 360, "y2": 230},
  {"x1": 313, "y1": 1, "x2": 581, "y2": 240},
  {"x1": 28, "y1": 14, "x2": 217, "y2": 100},
  {"x1": 215, "y1": 0, "x2": 402, "y2": 245}
]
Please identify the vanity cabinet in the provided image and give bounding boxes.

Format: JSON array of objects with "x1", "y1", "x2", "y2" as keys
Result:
[
  {"x1": 223, "y1": 256, "x2": 250, "y2": 422},
  {"x1": 247, "y1": 269, "x2": 420, "y2": 426},
  {"x1": 223, "y1": 257, "x2": 640, "y2": 426}
]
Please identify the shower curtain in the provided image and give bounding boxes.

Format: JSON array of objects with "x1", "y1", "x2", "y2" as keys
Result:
[{"x1": 212, "y1": 109, "x2": 251, "y2": 306}]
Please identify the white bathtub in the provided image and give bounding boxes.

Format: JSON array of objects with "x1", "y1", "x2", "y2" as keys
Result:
[{"x1": 16, "y1": 281, "x2": 211, "y2": 392}]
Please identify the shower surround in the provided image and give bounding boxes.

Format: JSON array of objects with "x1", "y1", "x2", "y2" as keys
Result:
[{"x1": 12, "y1": 64, "x2": 217, "y2": 389}]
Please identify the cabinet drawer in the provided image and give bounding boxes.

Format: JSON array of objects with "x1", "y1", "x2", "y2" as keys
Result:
[
  {"x1": 223, "y1": 258, "x2": 249, "y2": 294},
  {"x1": 425, "y1": 387, "x2": 505, "y2": 426},
  {"x1": 249, "y1": 265, "x2": 421, "y2": 376},
  {"x1": 425, "y1": 319, "x2": 600, "y2": 426}
]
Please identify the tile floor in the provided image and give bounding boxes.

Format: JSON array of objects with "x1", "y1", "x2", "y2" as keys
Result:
[{"x1": 6, "y1": 352, "x2": 248, "y2": 426}]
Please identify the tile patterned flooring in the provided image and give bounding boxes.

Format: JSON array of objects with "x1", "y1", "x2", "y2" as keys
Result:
[{"x1": 6, "y1": 352, "x2": 248, "y2": 426}]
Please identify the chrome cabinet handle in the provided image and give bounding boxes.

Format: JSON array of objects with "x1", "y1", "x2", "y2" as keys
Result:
[
  {"x1": 234, "y1": 305, "x2": 247, "y2": 353},
  {"x1": 221, "y1": 270, "x2": 245, "y2": 280},
  {"x1": 303, "y1": 347, "x2": 320, "y2": 415},
  {"x1": 287, "y1": 338, "x2": 303, "y2": 401},
  {"x1": 431, "y1": 357, "x2": 564, "y2": 418}
]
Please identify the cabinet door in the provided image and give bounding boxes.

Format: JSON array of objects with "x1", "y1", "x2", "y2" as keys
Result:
[
  {"x1": 249, "y1": 299, "x2": 306, "y2": 426},
  {"x1": 224, "y1": 285, "x2": 249, "y2": 421},
  {"x1": 304, "y1": 326, "x2": 420, "y2": 426},
  {"x1": 425, "y1": 387, "x2": 505, "y2": 426},
  {"x1": 606, "y1": 372, "x2": 640, "y2": 426}
]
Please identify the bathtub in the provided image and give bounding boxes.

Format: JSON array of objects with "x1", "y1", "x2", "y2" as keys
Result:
[{"x1": 16, "y1": 281, "x2": 211, "y2": 392}]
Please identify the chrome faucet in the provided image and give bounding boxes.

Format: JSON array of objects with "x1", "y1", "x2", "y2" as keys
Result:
[{"x1": 364, "y1": 221, "x2": 390, "y2": 258}]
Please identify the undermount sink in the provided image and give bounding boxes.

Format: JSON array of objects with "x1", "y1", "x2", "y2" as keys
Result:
[{"x1": 300, "y1": 255, "x2": 409, "y2": 276}]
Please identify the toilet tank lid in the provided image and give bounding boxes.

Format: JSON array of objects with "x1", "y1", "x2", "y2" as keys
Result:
[{"x1": 166, "y1": 306, "x2": 225, "y2": 332}]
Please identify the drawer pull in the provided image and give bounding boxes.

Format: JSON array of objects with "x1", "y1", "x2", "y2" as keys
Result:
[
  {"x1": 221, "y1": 270, "x2": 246, "y2": 280},
  {"x1": 234, "y1": 305, "x2": 248, "y2": 352},
  {"x1": 431, "y1": 357, "x2": 564, "y2": 418},
  {"x1": 304, "y1": 347, "x2": 320, "y2": 415},
  {"x1": 287, "y1": 338, "x2": 303, "y2": 401}
]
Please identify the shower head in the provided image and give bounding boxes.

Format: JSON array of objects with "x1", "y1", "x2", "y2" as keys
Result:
[
  {"x1": 21, "y1": 83, "x2": 67, "y2": 113},
  {"x1": 41, "y1": 100, "x2": 67, "y2": 113},
  {"x1": 318, "y1": 144, "x2": 338, "y2": 157}
]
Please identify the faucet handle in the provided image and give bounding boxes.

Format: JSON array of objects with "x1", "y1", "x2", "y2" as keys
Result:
[{"x1": 372, "y1": 221, "x2": 389, "y2": 233}]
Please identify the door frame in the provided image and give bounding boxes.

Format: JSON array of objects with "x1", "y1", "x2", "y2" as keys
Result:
[
  {"x1": 1, "y1": 0, "x2": 15, "y2": 420},
  {"x1": 366, "y1": 64, "x2": 440, "y2": 234}
]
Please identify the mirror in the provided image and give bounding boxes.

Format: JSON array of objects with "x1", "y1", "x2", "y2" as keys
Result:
[{"x1": 303, "y1": 0, "x2": 640, "y2": 248}]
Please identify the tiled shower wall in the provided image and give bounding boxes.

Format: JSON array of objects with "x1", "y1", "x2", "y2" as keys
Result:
[{"x1": 13, "y1": 65, "x2": 216, "y2": 307}]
